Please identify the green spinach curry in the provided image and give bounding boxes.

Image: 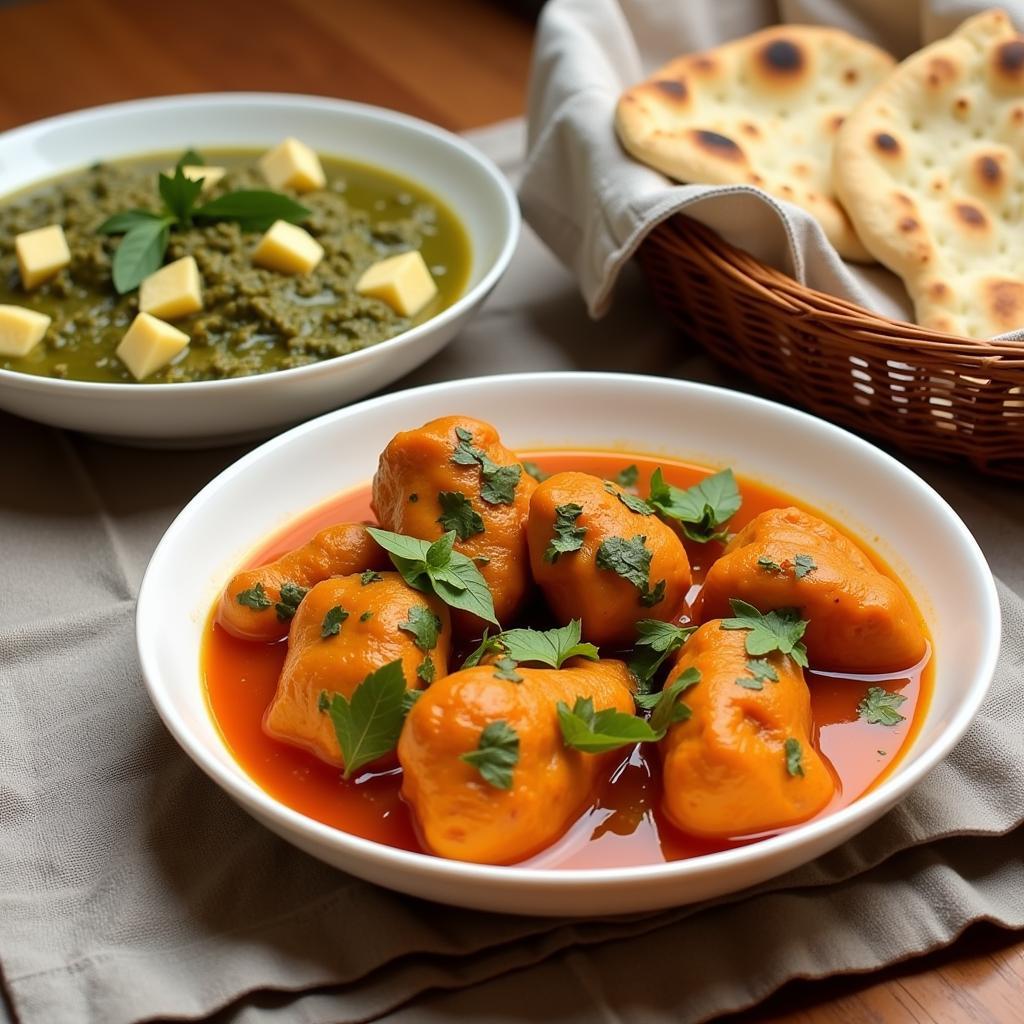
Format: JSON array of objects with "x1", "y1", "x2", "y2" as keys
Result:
[{"x1": 0, "y1": 149, "x2": 470, "y2": 383}]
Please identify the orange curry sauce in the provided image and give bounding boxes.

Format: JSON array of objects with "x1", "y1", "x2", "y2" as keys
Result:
[{"x1": 202, "y1": 451, "x2": 933, "y2": 869}]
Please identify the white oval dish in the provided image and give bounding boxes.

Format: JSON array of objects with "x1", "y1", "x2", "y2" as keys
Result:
[
  {"x1": 0, "y1": 93, "x2": 518, "y2": 447},
  {"x1": 136, "y1": 373, "x2": 999, "y2": 916}
]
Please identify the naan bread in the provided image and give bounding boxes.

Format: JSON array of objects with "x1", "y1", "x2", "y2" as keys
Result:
[
  {"x1": 616, "y1": 26, "x2": 895, "y2": 261},
  {"x1": 834, "y1": 9, "x2": 1024, "y2": 337}
]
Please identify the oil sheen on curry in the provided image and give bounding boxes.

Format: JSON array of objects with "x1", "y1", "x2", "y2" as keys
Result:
[{"x1": 203, "y1": 416, "x2": 932, "y2": 868}]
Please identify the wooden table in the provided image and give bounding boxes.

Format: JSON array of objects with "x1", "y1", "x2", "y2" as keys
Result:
[{"x1": 0, "y1": 1, "x2": 1020, "y2": 1021}]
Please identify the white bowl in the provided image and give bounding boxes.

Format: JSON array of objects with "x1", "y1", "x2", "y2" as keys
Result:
[
  {"x1": 0, "y1": 93, "x2": 519, "y2": 447},
  {"x1": 137, "y1": 373, "x2": 999, "y2": 916}
]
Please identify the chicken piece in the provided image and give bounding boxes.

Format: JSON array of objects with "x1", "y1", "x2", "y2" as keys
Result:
[
  {"x1": 660, "y1": 622, "x2": 835, "y2": 838},
  {"x1": 264, "y1": 572, "x2": 450, "y2": 768},
  {"x1": 218, "y1": 522, "x2": 388, "y2": 642},
  {"x1": 399, "y1": 660, "x2": 635, "y2": 864},
  {"x1": 371, "y1": 415, "x2": 537, "y2": 635},
  {"x1": 527, "y1": 472, "x2": 691, "y2": 647},
  {"x1": 698, "y1": 507, "x2": 926, "y2": 673}
]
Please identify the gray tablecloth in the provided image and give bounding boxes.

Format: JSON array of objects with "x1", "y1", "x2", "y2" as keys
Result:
[{"x1": 1, "y1": 120, "x2": 1022, "y2": 1024}]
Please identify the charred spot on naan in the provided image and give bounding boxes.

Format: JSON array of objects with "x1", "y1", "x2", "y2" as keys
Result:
[
  {"x1": 925, "y1": 55, "x2": 959, "y2": 91},
  {"x1": 690, "y1": 130, "x2": 747, "y2": 163},
  {"x1": 983, "y1": 279, "x2": 1024, "y2": 329},
  {"x1": 953, "y1": 200, "x2": 990, "y2": 233}
]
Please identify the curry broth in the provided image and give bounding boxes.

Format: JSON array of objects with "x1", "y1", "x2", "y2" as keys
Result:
[{"x1": 202, "y1": 451, "x2": 933, "y2": 869}]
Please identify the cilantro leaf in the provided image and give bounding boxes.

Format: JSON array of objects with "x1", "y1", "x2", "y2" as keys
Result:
[
  {"x1": 360, "y1": 610, "x2": 373, "y2": 622},
  {"x1": 360, "y1": 570, "x2": 383, "y2": 585},
  {"x1": 648, "y1": 667, "x2": 701, "y2": 734},
  {"x1": 158, "y1": 166, "x2": 204, "y2": 225},
  {"x1": 640, "y1": 578, "x2": 666, "y2": 608},
  {"x1": 604, "y1": 481, "x2": 654, "y2": 516},
  {"x1": 720, "y1": 599, "x2": 809, "y2": 668},
  {"x1": 615, "y1": 465, "x2": 639, "y2": 488},
  {"x1": 460, "y1": 720, "x2": 519, "y2": 789},
  {"x1": 275, "y1": 581, "x2": 308, "y2": 621},
  {"x1": 493, "y1": 656, "x2": 523, "y2": 682},
  {"x1": 236, "y1": 582, "x2": 272, "y2": 611},
  {"x1": 596, "y1": 535, "x2": 663, "y2": 606},
  {"x1": 647, "y1": 467, "x2": 741, "y2": 543},
  {"x1": 480, "y1": 464, "x2": 522, "y2": 505},
  {"x1": 321, "y1": 605, "x2": 348, "y2": 638},
  {"x1": 757, "y1": 556, "x2": 783, "y2": 573},
  {"x1": 498, "y1": 619, "x2": 599, "y2": 669},
  {"x1": 522, "y1": 461, "x2": 548, "y2": 482},
  {"x1": 784, "y1": 737, "x2": 804, "y2": 777},
  {"x1": 544, "y1": 503, "x2": 586, "y2": 563},
  {"x1": 461, "y1": 629, "x2": 504, "y2": 669},
  {"x1": 366, "y1": 527, "x2": 498, "y2": 625},
  {"x1": 857, "y1": 686, "x2": 907, "y2": 726},
  {"x1": 628, "y1": 619, "x2": 696, "y2": 692},
  {"x1": 437, "y1": 490, "x2": 485, "y2": 540},
  {"x1": 320, "y1": 660, "x2": 408, "y2": 779},
  {"x1": 417, "y1": 655, "x2": 436, "y2": 684},
  {"x1": 557, "y1": 696, "x2": 661, "y2": 753},
  {"x1": 793, "y1": 554, "x2": 818, "y2": 579},
  {"x1": 398, "y1": 605, "x2": 442, "y2": 651},
  {"x1": 735, "y1": 657, "x2": 780, "y2": 690},
  {"x1": 401, "y1": 689, "x2": 422, "y2": 714},
  {"x1": 451, "y1": 426, "x2": 484, "y2": 465}
]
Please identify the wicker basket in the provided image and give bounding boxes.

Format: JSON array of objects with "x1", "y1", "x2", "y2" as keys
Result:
[{"x1": 636, "y1": 215, "x2": 1024, "y2": 481}]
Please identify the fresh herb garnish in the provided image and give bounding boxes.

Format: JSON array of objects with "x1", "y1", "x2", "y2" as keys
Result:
[
  {"x1": 616, "y1": 465, "x2": 639, "y2": 488},
  {"x1": 417, "y1": 655, "x2": 436, "y2": 684},
  {"x1": 557, "y1": 696, "x2": 661, "y2": 753},
  {"x1": 437, "y1": 490, "x2": 485, "y2": 540},
  {"x1": 857, "y1": 686, "x2": 907, "y2": 726},
  {"x1": 522, "y1": 461, "x2": 549, "y2": 482},
  {"x1": 784, "y1": 738, "x2": 804, "y2": 777},
  {"x1": 735, "y1": 657, "x2": 780, "y2": 690},
  {"x1": 321, "y1": 605, "x2": 348, "y2": 638},
  {"x1": 398, "y1": 605, "x2": 442, "y2": 651},
  {"x1": 647, "y1": 667, "x2": 701, "y2": 732},
  {"x1": 360, "y1": 570, "x2": 383, "y2": 585},
  {"x1": 401, "y1": 689, "x2": 422, "y2": 714},
  {"x1": 720, "y1": 599, "x2": 809, "y2": 667},
  {"x1": 366, "y1": 527, "x2": 498, "y2": 625},
  {"x1": 628, "y1": 619, "x2": 696, "y2": 692},
  {"x1": 275, "y1": 581, "x2": 308, "y2": 621},
  {"x1": 460, "y1": 720, "x2": 519, "y2": 789},
  {"x1": 492, "y1": 656, "x2": 524, "y2": 682},
  {"x1": 595, "y1": 535, "x2": 665, "y2": 606},
  {"x1": 604, "y1": 480, "x2": 654, "y2": 516},
  {"x1": 450, "y1": 427, "x2": 521, "y2": 505},
  {"x1": 236, "y1": 582, "x2": 272, "y2": 611},
  {"x1": 360, "y1": 610, "x2": 373, "y2": 622},
  {"x1": 97, "y1": 150, "x2": 311, "y2": 294},
  {"x1": 461, "y1": 629, "x2": 504, "y2": 669},
  {"x1": 647, "y1": 467, "x2": 741, "y2": 543},
  {"x1": 498, "y1": 619, "x2": 599, "y2": 669},
  {"x1": 544, "y1": 503, "x2": 586, "y2": 563},
  {"x1": 757, "y1": 556, "x2": 783, "y2": 573},
  {"x1": 319, "y1": 659, "x2": 408, "y2": 779},
  {"x1": 176, "y1": 147, "x2": 204, "y2": 169},
  {"x1": 793, "y1": 554, "x2": 818, "y2": 579}
]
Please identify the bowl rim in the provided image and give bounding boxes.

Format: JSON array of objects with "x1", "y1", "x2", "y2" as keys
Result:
[
  {"x1": 0, "y1": 91, "x2": 520, "y2": 396},
  {"x1": 137, "y1": 371, "x2": 1001, "y2": 889}
]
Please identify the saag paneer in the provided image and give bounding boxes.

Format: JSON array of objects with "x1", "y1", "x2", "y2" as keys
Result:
[{"x1": 0, "y1": 148, "x2": 470, "y2": 383}]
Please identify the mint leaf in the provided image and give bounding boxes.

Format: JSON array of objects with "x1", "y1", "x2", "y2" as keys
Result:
[
  {"x1": 367, "y1": 527, "x2": 498, "y2": 625},
  {"x1": 647, "y1": 467, "x2": 741, "y2": 543},
  {"x1": 557, "y1": 696, "x2": 661, "y2": 753},
  {"x1": 793, "y1": 553, "x2": 818, "y2": 579},
  {"x1": 111, "y1": 217, "x2": 171, "y2": 294},
  {"x1": 460, "y1": 720, "x2": 519, "y2": 789},
  {"x1": 522, "y1": 461, "x2": 548, "y2": 482},
  {"x1": 398, "y1": 605, "x2": 442, "y2": 651},
  {"x1": 492, "y1": 656, "x2": 523, "y2": 682},
  {"x1": 616, "y1": 465, "x2": 639, "y2": 488},
  {"x1": 628, "y1": 619, "x2": 696, "y2": 692},
  {"x1": 785, "y1": 737, "x2": 804, "y2": 777},
  {"x1": 437, "y1": 490, "x2": 484, "y2": 540},
  {"x1": 498, "y1": 619, "x2": 599, "y2": 669},
  {"x1": 720, "y1": 599, "x2": 809, "y2": 668},
  {"x1": 648, "y1": 667, "x2": 701, "y2": 734},
  {"x1": 461, "y1": 629, "x2": 503, "y2": 669},
  {"x1": 97, "y1": 209, "x2": 164, "y2": 235},
  {"x1": 544, "y1": 503, "x2": 586, "y2": 563},
  {"x1": 193, "y1": 190, "x2": 311, "y2": 231},
  {"x1": 275, "y1": 581, "x2": 308, "y2": 621},
  {"x1": 857, "y1": 686, "x2": 907, "y2": 726},
  {"x1": 236, "y1": 581, "x2": 272, "y2": 611},
  {"x1": 320, "y1": 660, "x2": 408, "y2": 779},
  {"x1": 321, "y1": 605, "x2": 348, "y2": 638},
  {"x1": 158, "y1": 166, "x2": 204, "y2": 225},
  {"x1": 604, "y1": 481, "x2": 654, "y2": 516}
]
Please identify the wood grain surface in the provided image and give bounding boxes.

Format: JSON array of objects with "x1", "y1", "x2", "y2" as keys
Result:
[{"x1": 0, "y1": 0, "x2": 1019, "y2": 1020}]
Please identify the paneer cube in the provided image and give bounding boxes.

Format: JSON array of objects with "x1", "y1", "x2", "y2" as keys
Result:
[
  {"x1": 0, "y1": 304, "x2": 51, "y2": 357},
  {"x1": 15, "y1": 224, "x2": 71, "y2": 289},
  {"x1": 251, "y1": 220, "x2": 323, "y2": 275},
  {"x1": 179, "y1": 165, "x2": 226, "y2": 192},
  {"x1": 258, "y1": 137, "x2": 325, "y2": 193},
  {"x1": 115, "y1": 312, "x2": 189, "y2": 380},
  {"x1": 355, "y1": 250, "x2": 438, "y2": 316},
  {"x1": 139, "y1": 256, "x2": 204, "y2": 320}
]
